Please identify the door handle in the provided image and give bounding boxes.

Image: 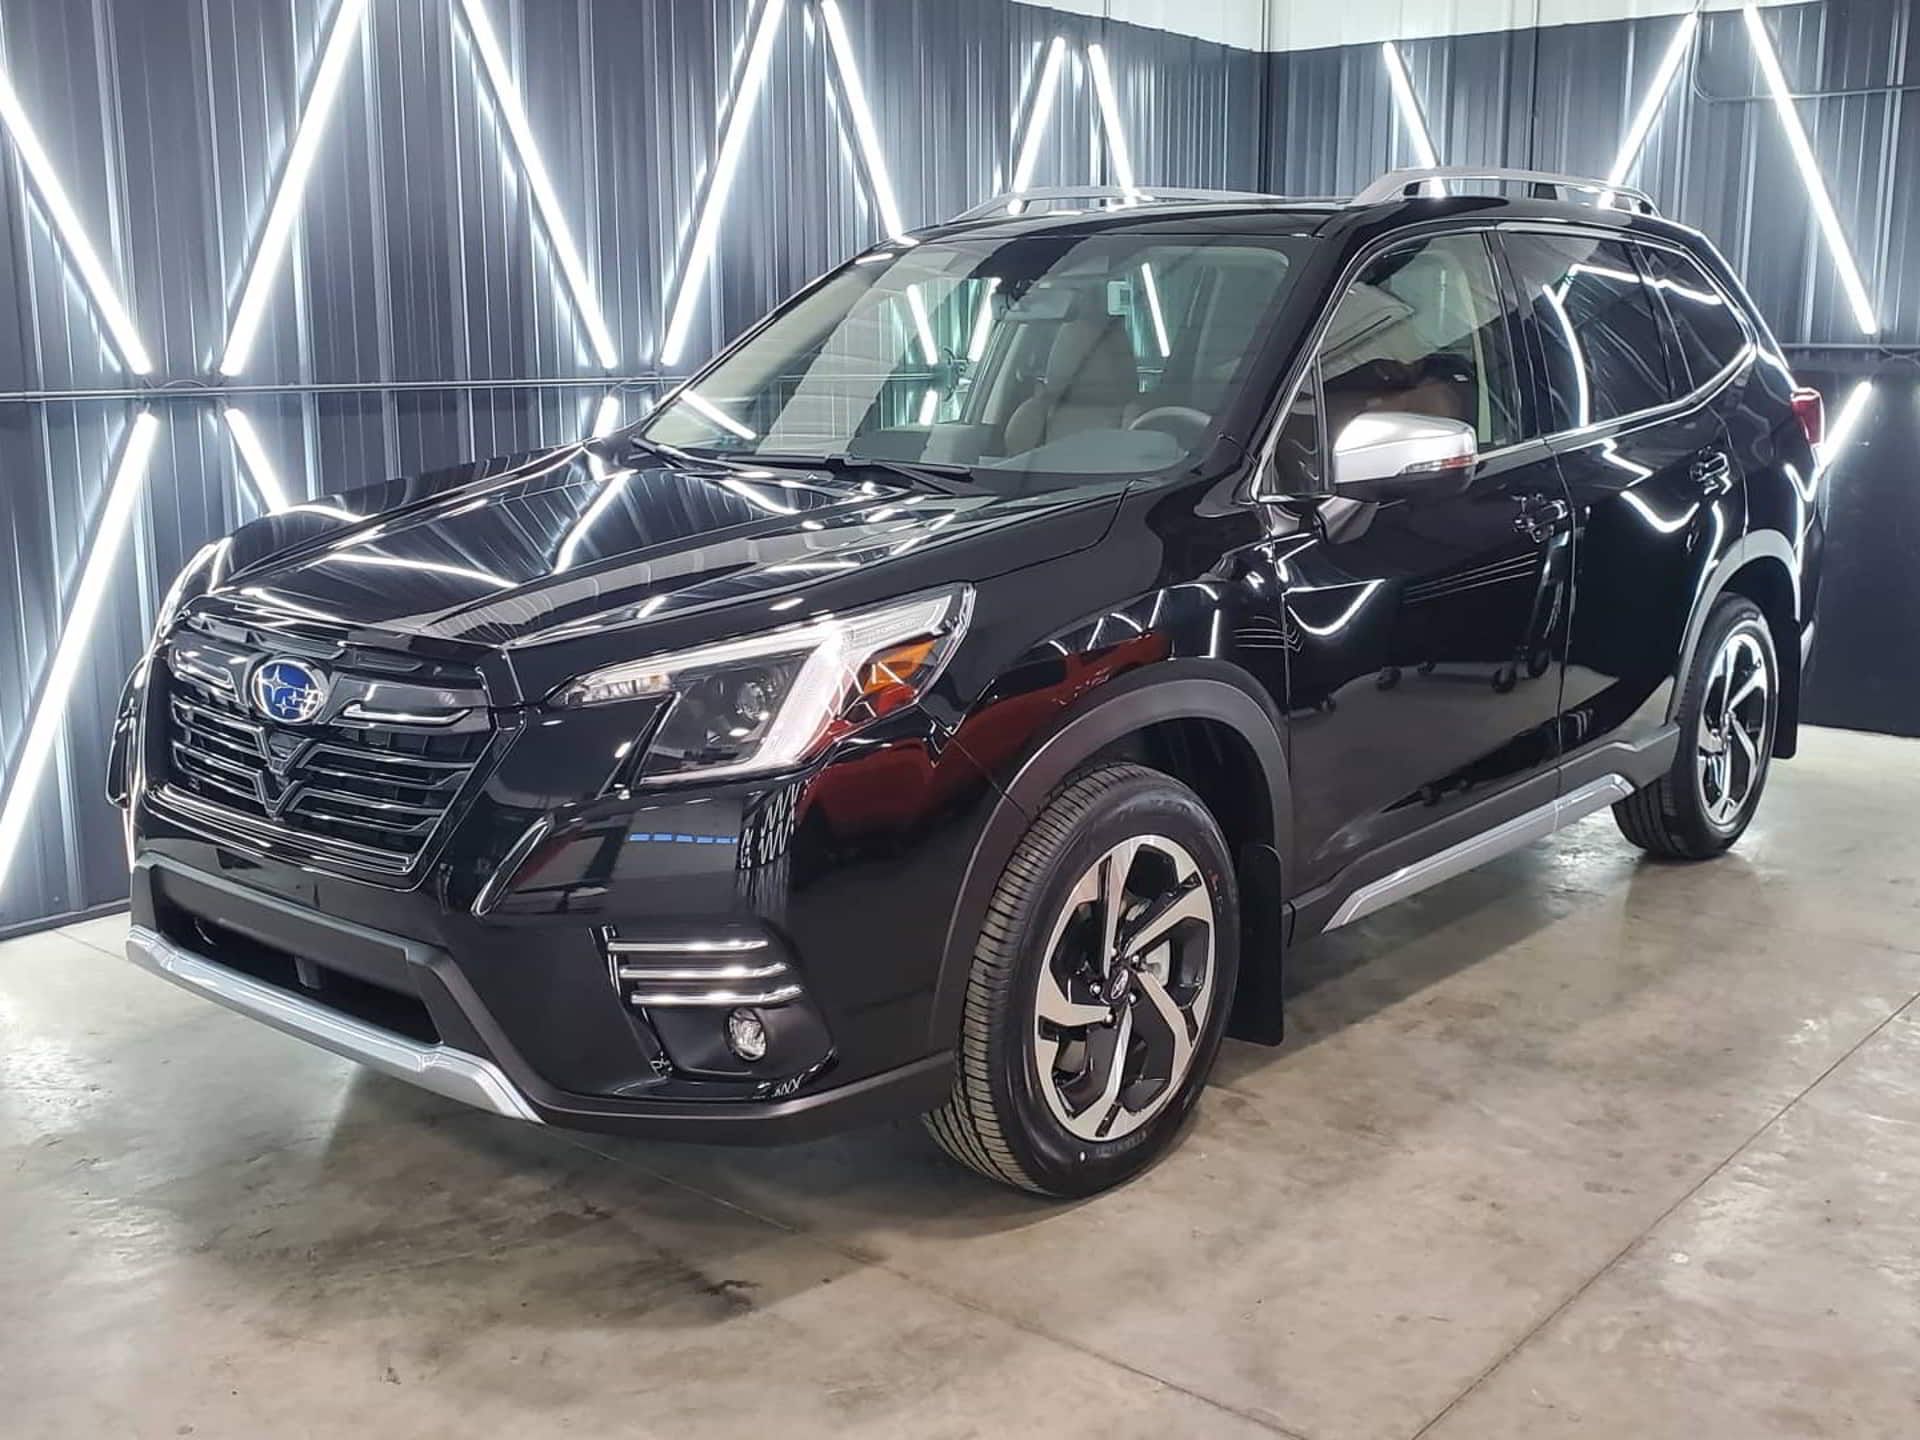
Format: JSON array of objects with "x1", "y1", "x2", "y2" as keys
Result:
[
  {"x1": 1692, "y1": 453, "x2": 1734, "y2": 496},
  {"x1": 1514, "y1": 498, "x2": 1570, "y2": 543}
]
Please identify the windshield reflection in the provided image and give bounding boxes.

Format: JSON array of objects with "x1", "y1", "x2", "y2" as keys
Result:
[{"x1": 642, "y1": 232, "x2": 1305, "y2": 487}]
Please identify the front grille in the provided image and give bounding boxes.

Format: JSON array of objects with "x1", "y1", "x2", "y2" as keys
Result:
[{"x1": 154, "y1": 634, "x2": 494, "y2": 879}]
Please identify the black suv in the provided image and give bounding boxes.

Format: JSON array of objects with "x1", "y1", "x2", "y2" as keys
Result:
[{"x1": 112, "y1": 168, "x2": 1825, "y2": 1196}]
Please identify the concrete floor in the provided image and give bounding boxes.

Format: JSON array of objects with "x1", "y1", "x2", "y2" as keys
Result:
[{"x1": 3, "y1": 725, "x2": 1918, "y2": 1439}]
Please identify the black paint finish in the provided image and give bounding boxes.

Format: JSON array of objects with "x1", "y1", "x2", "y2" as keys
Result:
[{"x1": 117, "y1": 192, "x2": 1822, "y2": 1141}]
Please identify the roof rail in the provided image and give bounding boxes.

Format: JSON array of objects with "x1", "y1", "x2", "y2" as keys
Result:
[
  {"x1": 948, "y1": 185, "x2": 1330, "y2": 224},
  {"x1": 1351, "y1": 167, "x2": 1659, "y2": 216}
]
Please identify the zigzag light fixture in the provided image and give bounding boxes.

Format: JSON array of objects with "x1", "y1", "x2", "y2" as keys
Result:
[
  {"x1": 1085, "y1": 44, "x2": 1140, "y2": 200},
  {"x1": 458, "y1": 0, "x2": 620, "y2": 368},
  {"x1": 0, "y1": 413, "x2": 161, "y2": 894},
  {"x1": 1607, "y1": 9, "x2": 1700, "y2": 191},
  {"x1": 816, "y1": 0, "x2": 937, "y2": 363},
  {"x1": 0, "y1": 58, "x2": 152, "y2": 373},
  {"x1": 1381, "y1": 42, "x2": 1445, "y2": 194},
  {"x1": 661, "y1": 0, "x2": 788, "y2": 367},
  {"x1": 1742, "y1": 3, "x2": 1878, "y2": 335},
  {"x1": 818, "y1": 0, "x2": 906, "y2": 237},
  {"x1": 1007, "y1": 36, "x2": 1069, "y2": 212},
  {"x1": 1818, "y1": 380, "x2": 1875, "y2": 478},
  {"x1": 219, "y1": 0, "x2": 370, "y2": 375},
  {"x1": 223, "y1": 408, "x2": 294, "y2": 513}
]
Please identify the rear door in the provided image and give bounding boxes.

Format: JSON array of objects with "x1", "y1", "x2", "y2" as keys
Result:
[{"x1": 1500, "y1": 230, "x2": 1743, "y2": 764}]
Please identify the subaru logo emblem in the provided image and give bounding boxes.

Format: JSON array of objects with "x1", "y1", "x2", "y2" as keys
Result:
[{"x1": 250, "y1": 658, "x2": 330, "y2": 726}]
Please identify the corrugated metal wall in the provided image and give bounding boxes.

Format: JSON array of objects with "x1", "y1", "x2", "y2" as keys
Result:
[
  {"x1": 1264, "y1": 0, "x2": 1920, "y2": 748},
  {"x1": 0, "y1": 0, "x2": 1265, "y2": 930},
  {"x1": 1272, "y1": 1, "x2": 1917, "y2": 347},
  {"x1": 0, "y1": 0, "x2": 1913, "y2": 930}
]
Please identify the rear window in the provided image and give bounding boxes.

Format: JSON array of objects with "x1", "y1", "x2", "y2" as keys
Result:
[
  {"x1": 1639, "y1": 246, "x2": 1750, "y2": 390},
  {"x1": 1502, "y1": 233, "x2": 1674, "y2": 430}
]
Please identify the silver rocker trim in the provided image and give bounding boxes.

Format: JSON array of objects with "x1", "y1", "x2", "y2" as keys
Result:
[
  {"x1": 1327, "y1": 774, "x2": 1637, "y2": 929},
  {"x1": 125, "y1": 924, "x2": 542, "y2": 1124}
]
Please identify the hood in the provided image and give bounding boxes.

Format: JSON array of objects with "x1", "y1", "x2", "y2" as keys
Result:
[{"x1": 194, "y1": 438, "x2": 1124, "y2": 699}]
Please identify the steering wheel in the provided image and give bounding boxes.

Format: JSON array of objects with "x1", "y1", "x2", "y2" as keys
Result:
[{"x1": 1127, "y1": 405, "x2": 1211, "y2": 447}]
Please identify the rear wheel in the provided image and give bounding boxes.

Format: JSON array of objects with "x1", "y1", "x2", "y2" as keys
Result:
[
  {"x1": 1614, "y1": 595, "x2": 1778, "y2": 859},
  {"x1": 925, "y1": 764, "x2": 1238, "y2": 1197}
]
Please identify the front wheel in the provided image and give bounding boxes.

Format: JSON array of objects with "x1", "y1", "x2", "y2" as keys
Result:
[
  {"x1": 1614, "y1": 595, "x2": 1778, "y2": 859},
  {"x1": 925, "y1": 764, "x2": 1239, "y2": 1197}
]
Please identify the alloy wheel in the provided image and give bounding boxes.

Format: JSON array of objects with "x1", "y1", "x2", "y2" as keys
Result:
[
  {"x1": 1031, "y1": 835, "x2": 1217, "y2": 1143},
  {"x1": 1696, "y1": 628, "x2": 1773, "y2": 829}
]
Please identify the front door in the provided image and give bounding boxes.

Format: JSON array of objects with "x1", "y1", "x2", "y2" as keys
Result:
[{"x1": 1276, "y1": 230, "x2": 1574, "y2": 893}]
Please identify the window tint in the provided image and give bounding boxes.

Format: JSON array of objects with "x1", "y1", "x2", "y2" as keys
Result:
[
  {"x1": 1640, "y1": 246, "x2": 1749, "y2": 389},
  {"x1": 1502, "y1": 233, "x2": 1673, "y2": 429},
  {"x1": 1317, "y1": 232, "x2": 1524, "y2": 453}
]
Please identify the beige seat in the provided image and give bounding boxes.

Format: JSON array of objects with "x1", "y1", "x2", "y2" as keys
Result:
[{"x1": 1002, "y1": 313, "x2": 1141, "y2": 455}]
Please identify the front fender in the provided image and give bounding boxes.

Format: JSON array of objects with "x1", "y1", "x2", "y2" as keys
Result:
[{"x1": 931, "y1": 660, "x2": 1291, "y2": 1052}]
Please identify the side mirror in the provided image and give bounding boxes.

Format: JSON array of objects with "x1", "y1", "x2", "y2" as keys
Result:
[{"x1": 1332, "y1": 412, "x2": 1479, "y2": 501}]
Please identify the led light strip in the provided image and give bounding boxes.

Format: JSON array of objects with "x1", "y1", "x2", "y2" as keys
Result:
[
  {"x1": 1742, "y1": 5, "x2": 1878, "y2": 336},
  {"x1": 680, "y1": 388, "x2": 758, "y2": 440},
  {"x1": 1380, "y1": 42, "x2": 1445, "y2": 196},
  {"x1": 222, "y1": 408, "x2": 292, "y2": 513},
  {"x1": 661, "y1": 0, "x2": 788, "y2": 367},
  {"x1": 967, "y1": 277, "x2": 1002, "y2": 362},
  {"x1": 0, "y1": 412, "x2": 161, "y2": 892},
  {"x1": 459, "y1": 0, "x2": 619, "y2": 368},
  {"x1": 814, "y1": 3, "x2": 938, "y2": 363},
  {"x1": 1817, "y1": 379, "x2": 1874, "y2": 476},
  {"x1": 1139, "y1": 263, "x2": 1170, "y2": 357},
  {"x1": 818, "y1": 0, "x2": 905, "y2": 236},
  {"x1": 1007, "y1": 37, "x2": 1068, "y2": 212},
  {"x1": 0, "y1": 60, "x2": 152, "y2": 373},
  {"x1": 1607, "y1": 10, "x2": 1699, "y2": 190},
  {"x1": 1085, "y1": 44, "x2": 1139, "y2": 200},
  {"x1": 219, "y1": 0, "x2": 370, "y2": 375}
]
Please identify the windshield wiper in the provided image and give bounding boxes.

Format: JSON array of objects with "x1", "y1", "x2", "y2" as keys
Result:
[{"x1": 743, "y1": 452, "x2": 980, "y2": 497}]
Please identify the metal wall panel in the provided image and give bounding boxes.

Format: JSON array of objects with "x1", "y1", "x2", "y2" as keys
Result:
[
  {"x1": 0, "y1": 0, "x2": 1264, "y2": 929},
  {"x1": 0, "y1": 0, "x2": 1914, "y2": 930}
]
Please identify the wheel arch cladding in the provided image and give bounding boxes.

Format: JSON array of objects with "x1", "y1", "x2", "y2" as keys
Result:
[
  {"x1": 1672, "y1": 531, "x2": 1803, "y2": 760},
  {"x1": 1722, "y1": 558, "x2": 1801, "y2": 759},
  {"x1": 937, "y1": 662, "x2": 1293, "y2": 1054}
]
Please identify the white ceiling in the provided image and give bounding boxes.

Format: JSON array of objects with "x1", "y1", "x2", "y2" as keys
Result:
[{"x1": 1016, "y1": 0, "x2": 1797, "y2": 53}]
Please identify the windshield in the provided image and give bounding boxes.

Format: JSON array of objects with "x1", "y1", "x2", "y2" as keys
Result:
[{"x1": 642, "y1": 231, "x2": 1307, "y2": 488}]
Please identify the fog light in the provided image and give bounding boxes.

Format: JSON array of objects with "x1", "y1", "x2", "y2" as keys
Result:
[{"x1": 726, "y1": 1008, "x2": 769, "y2": 1062}]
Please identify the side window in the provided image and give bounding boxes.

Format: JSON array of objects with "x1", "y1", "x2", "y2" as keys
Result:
[
  {"x1": 1317, "y1": 232, "x2": 1524, "y2": 453},
  {"x1": 1503, "y1": 233, "x2": 1673, "y2": 430},
  {"x1": 1640, "y1": 246, "x2": 1750, "y2": 390}
]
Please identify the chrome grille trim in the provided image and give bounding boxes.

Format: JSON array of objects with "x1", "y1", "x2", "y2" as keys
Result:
[
  {"x1": 603, "y1": 932, "x2": 803, "y2": 1009},
  {"x1": 629, "y1": 983, "x2": 805, "y2": 1008},
  {"x1": 615, "y1": 962, "x2": 789, "y2": 982},
  {"x1": 153, "y1": 635, "x2": 495, "y2": 881},
  {"x1": 152, "y1": 785, "x2": 418, "y2": 873},
  {"x1": 606, "y1": 937, "x2": 768, "y2": 955}
]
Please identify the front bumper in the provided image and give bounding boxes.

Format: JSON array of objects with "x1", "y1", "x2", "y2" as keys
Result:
[
  {"x1": 127, "y1": 924, "x2": 542, "y2": 1123},
  {"x1": 124, "y1": 856, "x2": 956, "y2": 1143}
]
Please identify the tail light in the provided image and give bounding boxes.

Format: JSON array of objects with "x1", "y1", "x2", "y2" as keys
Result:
[{"x1": 1791, "y1": 387, "x2": 1825, "y2": 448}]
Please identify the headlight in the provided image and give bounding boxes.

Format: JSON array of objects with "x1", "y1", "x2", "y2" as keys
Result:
[{"x1": 554, "y1": 587, "x2": 973, "y2": 783}]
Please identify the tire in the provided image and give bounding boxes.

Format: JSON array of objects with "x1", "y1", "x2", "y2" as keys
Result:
[
  {"x1": 925, "y1": 763, "x2": 1240, "y2": 1197},
  {"x1": 1614, "y1": 595, "x2": 1778, "y2": 860}
]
